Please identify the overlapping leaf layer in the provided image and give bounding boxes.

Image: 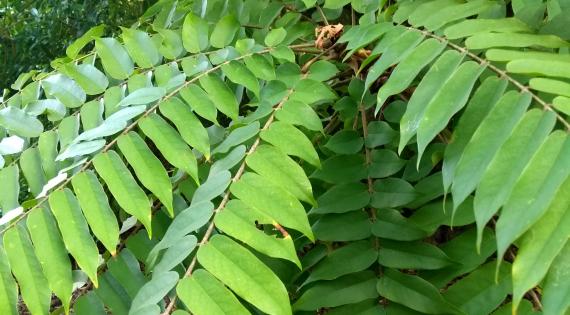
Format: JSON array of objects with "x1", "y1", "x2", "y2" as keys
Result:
[{"x1": 0, "y1": 0, "x2": 568, "y2": 314}]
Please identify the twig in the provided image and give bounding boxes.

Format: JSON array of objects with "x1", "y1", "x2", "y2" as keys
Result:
[{"x1": 316, "y1": 5, "x2": 329, "y2": 26}]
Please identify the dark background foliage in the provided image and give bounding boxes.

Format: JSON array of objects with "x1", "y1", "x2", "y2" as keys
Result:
[{"x1": 0, "y1": 0, "x2": 155, "y2": 92}]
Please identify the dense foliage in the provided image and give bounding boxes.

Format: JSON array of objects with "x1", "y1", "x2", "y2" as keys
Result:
[
  {"x1": 0, "y1": 0, "x2": 154, "y2": 91},
  {"x1": 0, "y1": 0, "x2": 569, "y2": 314}
]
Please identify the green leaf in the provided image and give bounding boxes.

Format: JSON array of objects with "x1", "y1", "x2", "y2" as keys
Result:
[
  {"x1": 75, "y1": 292, "x2": 106, "y2": 315},
  {"x1": 372, "y1": 209, "x2": 428, "y2": 241},
  {"x1": 244, "y1": 54, "x2": 276, "y2": 81},
  {"x1": 148, "y1": 201, "x2": 213, "y2": 264},
  {"x1": 444, "y1": 262, "x2": 511, "y2": 315},
  {"x1": 295, "y1": 271, "x2": 378, "y2": 310},
  {"x1": 311, "y1": 182, "x2": 370, "y2": 214},
  {"x1": 156, "y1": 28, "x2": 184, "y2": 60},
  {"x1": 260, "y1": 121, "x2": 320, "y2": 168},
  {"x1": 129, "y1": 272, "x2": 179, "y2": 315},
  {"x1": 56, "y1": 139, "x2": 106, "y2": 161},
  {"x1": 210, "y1": 15, "x2": 239, "y2": 48},
  {"x1": 407, "y1": 0, "x2": 458, "y2": 26},
  {"x1": 71, "y1": 171, "x2": 120, "y2": 255},
  {"x1": 290, "y1": 79, "x2": 338, "y2": 105},
  {"x1": 313, "y1": 211, "x2": 372, "y2": 242},
  {"x1": 421, "y1": 227, "x2": 496, "y2": 288},
  {"x1": 371, "y1": 178, "x2": 417, "y2": 208},
  {"x1": 197, "y1": 235, "x2": 291, "y2": 315},
  {"x1": 230, "y1": 172, "x2": 314, "y2": 240},
  {"x1": 215, "y1": 200, "x2": 301, "y2": 267},
  {"x1": 121, "y1": 28, "x2": 160, "y2": 68},
  {"x1": 496, "y1": 131, "x2": 570, "y2": 262},
  {"x1": 466, "y1": 33, "x2": 570, "y2": 49},
  {"x1": 80, "y1": 101, "x2": 103, "y2": 131},
  {"x1": 199, "y1": 74, "x2": 239, "y2": 120},
  {"x1": 529, "y1": 78, "x2": 570, "y2": 97},
  {"x1": 442, "y1": 76, "x2": 508, "y2": 193},
  {"x1": 179, "y1": 84, "x2": 218, "y2": 124},
  {"x1": 37, "y1": 131, "x2": 59, "y2": 178},
  {"x1": 210, "y1": 145, "x2": 246, "y2": 175},
  {"x1": 307, "y1": 60, "x2": 339, "y2": 82},
  {"x1": 507, "y1": 58, "x2": 570, "y2": 79},
  {"x1": 48, "y1": 188, "x2": 100, "y2": 286},
  {"x1": 159, "y1": 97, "x2": 211, "y2": 159},
  {"x1": 117, "y1": 87, "x2": 166, "y2": 107},
  {"x1": 377, "y1": 269, "x2": 460, "y2": 314},
  {"x1": 212, "y1": 121, "x2": 260, "y2": 155},
  {"x1": 366, "y1": 121, "x2": 397, "y2": 148},
  {"x1": 0, "y1": 165, "x2": 19, "y2": 211},
  {"x1": 66, "y1": 24, "x2": 105, "y2": 58},
  {"x1": 20, "y1": 147, "x2": 46, "y2": 197},
  {"x1": 340, "y1": 23, "x2": 391, "y2": 60},
  {"x1": 152, "y1": 235, "x2": 197, "y2": 274},
  {"x1": 246, "y1": 144, "x2": 315, "y2": 205},
  {"x1": 117, "y1": 132, "x2": 173, "y2": 216},
  {"x1": 377, "y1": 38, "x2": 446, "y2": 108},
  {"x1": 270, "y1": 46, "x2": 295, "y2": 63},
  {"x1": 378, "y1": 240, "x2": 453, "y2": 270},
  {"x1": 493, "y1": 301, "x2": 538, "y2": 315},
  {"x1": 365, "y1": 30, "x2": 425, "y2": 92},
  {"x1": 265, "y1": 28, "x2": 287, "y2": 46},
  {"x1": 312, "y1": 154, "x2": 367, "y2": 184},
  {"x1": 0, "y1": 244, "x2": 17, "y2": 315},
  {"x1": 324, "y1": 0, "x2": 352, "y2": 9},
  {"x1": 304, "y1": 241, "x2": 377, "y2": 285},
  {"x1": 511, "y1": 175, "x2": 570, "y2": 311},
  {"x1": 107, "y1": 250, "x2": 146, "y2": 300},
  {"x1": 485, "y1": 49, "x2": 570, "y2": 63},
  {"x1": 26, "y1": 99, "x2": 66, "y2": 122},
  {"x1": 3, "y1": 224, "x2": 50, "y2": 315},
  {"x1": 181, "y1": 55, "x2": 211, "y2": 78},
  {"x1": 409, "y1": 198, "x2": 476, "y2": 234},
  {"x1": 275, "y1": 100, "x2": 322, "y2": 132},
  {"x1": 0, "y1": 107, "x2": 43, "y2": 137},
  {"x1": 399, "y1": 50, "x2": 464, "y2": 153},
  {"x1": 474, "y1": 109, "x2": 555, "y2": 248},
  {"x1": 325, "y1": 130, "x2": 363, "y2": 155},
  {"x1": 444, "y1": 18, "x2": 530, "y2": 39},
  {"x1": 421, "y1": 0, "x2": 494, "y2": 31},
  {"x1": 221, "y1": 61, "x2": 260, "y2": 97},
  {"x1": 191, "y1": 171, "x2": 231, "y2": 204},
  {"x1": 27, "y1": 207, "x2": 73, "y2": 312},
  {"x1": 139, "y1": 113, "x2": 199, "y2": 183},
  {"x1": 451, "y1": 91, "x2": 531, "y2": 211},
  {"x1": 64, "y1": 64, "x2": 109, "y2": 95},
  {"x1": 369, "y1": 149, "x2": 406, "y2": 178},
  {"x1": 553, "y1": 96, "x2": 570, "y2": 115},
  {"x1": 93, "y1": 150, "x2": 153, "y2": 237},
  {"x1": 416, "y1": 61, "x2": 484, "y2": 161},
  {"x1": 177, "y1": 269, "x2": 250, "y2": 315},
  {"x1": 95, "y1": 38, "x2": 134, "y2": 79},
  {"x1": 74, "y1": 103, "x2": 143, "y2": 142},
  {"x1": 182, "y1": 13, "x2": 209, "y2": 53},
  {"x1": 542, "y1": 243, "x2": 570, "y2": 314},
  {"x1": 95, "y1": 273, "x2": 130, "y2": 315}
]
